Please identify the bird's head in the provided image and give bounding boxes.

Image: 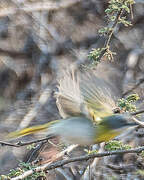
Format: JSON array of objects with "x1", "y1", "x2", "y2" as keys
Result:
[{"x1": 100, "y1": 114, "x2": 137, "y2": 131}]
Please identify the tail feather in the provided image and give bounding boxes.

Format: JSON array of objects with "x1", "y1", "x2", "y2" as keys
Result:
[{"x1": 7, "y1": 120, "x2": 59, "y2": 139}]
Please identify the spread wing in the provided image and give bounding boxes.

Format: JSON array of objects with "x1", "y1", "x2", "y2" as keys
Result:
[
  {"x1": 55, "y1": 68, "x2": 88, "y2": 118},
  {"x1": 80, "y1": 72, "x2": 116, "y2": 119},
  {"x1": 55, "y1": 68, "x2": 116, "y2": 120}
]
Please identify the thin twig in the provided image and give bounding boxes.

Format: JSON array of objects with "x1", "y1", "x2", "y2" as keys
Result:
[
  {"x1": 11, "y1": 146, "x2": 144, "y2": 180},
  {"x1": 131, "y1": 117, "x2": 144, "y2": 127},
  {"x1": 107, "y1": 163, "x2": 134, "y2": 171},
  {"x1": 96, "y1": 9, "x2": 124, "y2": 62},
  {"x1": 130, "y1": 110, "x2": 144, "y2": 127},
  {"x1": 104, "y1": 9, "x2": 124, "y2": 48},
  {"x1": 0, "y1": 136, "x2": 54, "y2": 147},
  {"x1": 130, "y1": 4, "x2": 134, "y2": 20},
  {"x1": 131, "y1": 109, "x2": 144, "y2": 116}
]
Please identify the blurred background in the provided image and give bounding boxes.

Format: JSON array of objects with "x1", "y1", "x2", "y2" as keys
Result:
[{"x1": 0, "y1": 0, "x2": 144, "y2": 179}]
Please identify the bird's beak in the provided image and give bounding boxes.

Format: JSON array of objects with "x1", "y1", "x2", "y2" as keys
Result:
[{"x1": 128, "y1": 122, "x2": 138, "y2": 127}]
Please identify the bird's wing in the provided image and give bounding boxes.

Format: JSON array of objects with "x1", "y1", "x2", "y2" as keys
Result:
[
  {"x1": 80, "y1": 72, "x2": 116, "y2": 119},
  {"x1": 55, "y1": 68, "x2": 88, "y2": 118}
]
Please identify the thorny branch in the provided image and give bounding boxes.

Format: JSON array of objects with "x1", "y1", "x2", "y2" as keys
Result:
[
  {"x1": 95, "y1": 7, "x2": 124, "y2": 62},
  {"x1": 104, "y1": 9, "x2": 124, "y2": 48},
  {"x1": 11, "y1": 146, "x2": 144, "y2": 180}
]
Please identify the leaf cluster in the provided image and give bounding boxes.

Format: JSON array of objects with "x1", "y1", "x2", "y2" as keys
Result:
[
  {"x1": 118, "y1": 93, "x2": 139, "y2": 112},
  {"x1": 88, "y1": 0, "x2": 135, "y2": 64},
  {"x1": 0, "y1": 162, "x2": 46, "y2": 180},
  {"x1": 105, "y1": 140, "x2": 131, "y2": 151}
]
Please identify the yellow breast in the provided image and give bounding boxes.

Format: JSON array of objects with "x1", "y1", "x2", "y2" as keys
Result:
[{"x1": 94, "y1": 127, "x2": 122, "y2": 144}]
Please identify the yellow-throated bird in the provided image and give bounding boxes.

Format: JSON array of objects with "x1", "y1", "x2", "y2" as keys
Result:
[{"x1": 7, "y1": 69, "x2": 137, "y2": 145}]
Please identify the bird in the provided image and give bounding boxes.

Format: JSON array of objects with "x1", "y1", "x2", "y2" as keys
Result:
[{"x1": 7, "y1": 68, "x2": 137, "y2": 145}]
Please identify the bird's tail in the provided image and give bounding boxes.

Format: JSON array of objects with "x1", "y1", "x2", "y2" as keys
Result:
[{"x1": 7, "y1": 120, "x2": 59, "y2": 139}]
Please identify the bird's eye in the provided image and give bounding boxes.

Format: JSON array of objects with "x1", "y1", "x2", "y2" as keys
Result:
[{"x1": 113, "y1": 107, "x2": 121, "y2": 114}]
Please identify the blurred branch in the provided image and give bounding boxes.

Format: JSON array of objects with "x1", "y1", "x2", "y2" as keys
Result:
[
  {"x1": 83, "y1": 142, "x2": 105, "y2": 179},
  {"x1": 0, "y1": 48, "x2": 29, "y2": 59},
  {"x1": 11, "y1": 146, "x2": 144, "y2": 180},
  {"x1": 107, "y1": 163, "x2": 134, "y2": 171},
  {"x1": 0, "y1": 0, "x2": 81, "y2": 17},
  {"x1": 135, "y1": 0, "x2": 144, "y2": 3},
  {"x1": 10, "y1": 0, "x2": 64, "y2": 45},
  {"x1": 18, "y1": 87, "x2": 51, "y2": 129},
  {"x1": 122, "y1": 78, "x2": 144, "y2": 97}
]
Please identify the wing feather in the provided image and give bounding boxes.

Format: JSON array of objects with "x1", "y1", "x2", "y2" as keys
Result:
[
  {"x1": 55, "y1": 68, "x2": 116, "y2": 120},
  {"x1": 80, "y1": 72, "x2": 116, "y2": 118},
  {"x1": 55, "y1": 68, "x2": 88, "y2": 118}
]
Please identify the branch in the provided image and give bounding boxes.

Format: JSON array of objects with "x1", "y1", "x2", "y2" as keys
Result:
[
  {"x1": 0, "y1": 48, "x2": 29, "y2": 59},
  {"x1": 96, "y1": 9, "x2": 124, "y2": 62},
  {"x1": 11, "y1": 146, "x2": 144, "y2": 180},
  {"x1": 122, "y1": 78, "x2": 144, "y2": 97},
  {"x1": 131, "y1": 109, "x2": 144, "y2": 116},
  {"x1": 17, "y1": 86, "x2": 52, "y2": 129},
  {"x1": 131, "y1": 117, "x2": 144, "y2": 127},
  {"x1": 129, "y1": 110, "x2": 144, "y2": 127},
  {"x1": 107, "y1": 163, "x2": 134, "y2": 171},
  {"x1": 0, "y1": 136, "x2": 54, "y2": 147},
  {"x1": 104, "y1": 9, "x2": 124, "y2": 48}
]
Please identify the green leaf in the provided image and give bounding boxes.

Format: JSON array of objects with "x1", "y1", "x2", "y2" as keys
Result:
[
  {"x1": 126, "y1": 94, "x2": 140, "y2": 102},
  {"x1": 105, "y1": 140, "x2": 131, "y2": 151},
  {"x1": 121, "y1": 5, "x2": 130, "y2": 13}
]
